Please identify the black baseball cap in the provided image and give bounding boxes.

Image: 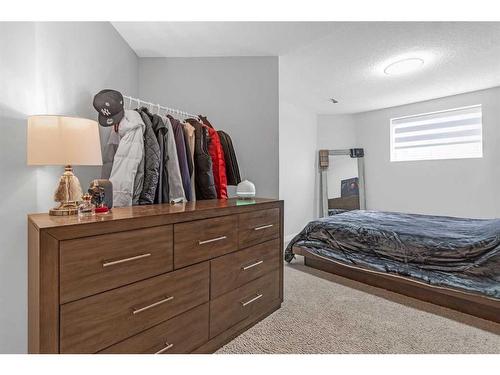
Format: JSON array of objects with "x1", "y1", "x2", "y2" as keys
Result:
[{"x1": 93, "y1": 89, "x2": 124, "y2": 127}]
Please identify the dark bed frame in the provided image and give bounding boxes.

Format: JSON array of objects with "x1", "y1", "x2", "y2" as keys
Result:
[{"x1": 292, "y1": 246, "x2": 500, "y2": 324}]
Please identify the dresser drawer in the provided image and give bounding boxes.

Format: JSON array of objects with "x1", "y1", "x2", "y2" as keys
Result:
[
  {"x1": 99, "y1": 303, "x2": 209, "y2": 354},
  {"x1": 60, "y1": 226, "x2": 173, "y2": 303},
  {"x1": 238, "y1": 208, "x2": 280, "y2": 248},
  {"x1": 174, "y1": 215, "x2": 238, "y2": 269},
  {"x1": 211, "y1": 238, "x2": 280, "y2": 299},
  {"x1": 210, "y1": 271, "x2": 280, "y2": 338},
  {"x1": 60, "y1": 262, "x2": 209, "y2": 353}
]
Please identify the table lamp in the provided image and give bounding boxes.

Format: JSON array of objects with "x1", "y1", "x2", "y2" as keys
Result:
[{"x1": 27, "y1": 115, "x2": 103, "y2": 216}]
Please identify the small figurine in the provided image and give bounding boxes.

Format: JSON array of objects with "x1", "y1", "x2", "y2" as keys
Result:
[
  {"x1": 78, "y1": 194, "x2": 95, "y2": 219},
  {"x1": 88, "y1": 181, "x2": 109, "y2": 214}
]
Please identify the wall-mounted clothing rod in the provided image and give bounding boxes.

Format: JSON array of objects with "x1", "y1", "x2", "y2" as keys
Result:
[{"x1": 123, "y1": 95, "x2": 199, "y2": 119}]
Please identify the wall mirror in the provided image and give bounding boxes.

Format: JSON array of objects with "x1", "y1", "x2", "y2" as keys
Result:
[{"x1": 319, "y1": 148, "x2": 366, "y2": 217}]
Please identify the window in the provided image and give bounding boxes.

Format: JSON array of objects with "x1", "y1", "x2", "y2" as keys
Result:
[{"x1": 390, "y1": 105, "x2": 483, "y2": 162}]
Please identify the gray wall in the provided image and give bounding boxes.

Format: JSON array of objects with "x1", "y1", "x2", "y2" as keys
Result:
[
  {"x1": 138, "y1": 57, "x2": 279, "y2": 199},
  {"x1": 0, "y1": 22, "x2": 138, "y2": 353}
]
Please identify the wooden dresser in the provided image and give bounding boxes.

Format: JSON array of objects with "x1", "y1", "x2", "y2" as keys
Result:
[{"x1": 28, "y1": 198, "x2": 284, "y2": 354}]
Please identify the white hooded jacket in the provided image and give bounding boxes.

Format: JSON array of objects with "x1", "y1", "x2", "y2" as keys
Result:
[{"x1": 109, "y1": 110, "x2": 145, "y2": 207}]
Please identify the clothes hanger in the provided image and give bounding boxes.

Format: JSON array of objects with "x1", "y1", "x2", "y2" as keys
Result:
[{"x1": 199, "y1": 115, "x2": 213, "y2": 128}]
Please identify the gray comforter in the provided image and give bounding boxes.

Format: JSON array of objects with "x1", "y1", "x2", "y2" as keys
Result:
[{"x1": 285, "y1": 210, "x2": 500, "y2": 299}]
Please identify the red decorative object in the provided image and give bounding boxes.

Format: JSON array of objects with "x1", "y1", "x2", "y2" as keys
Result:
[{"x1": 95, "y1": 205, "x2": 109, "y2": 214}]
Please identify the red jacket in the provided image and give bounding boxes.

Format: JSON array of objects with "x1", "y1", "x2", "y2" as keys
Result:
[{"x1": 200, "y1": 116, "x2": 228, "y2": 199}]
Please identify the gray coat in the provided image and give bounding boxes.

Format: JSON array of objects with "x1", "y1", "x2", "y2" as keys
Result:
[
  {"x1": 102, "y1": 126, "x2": 145, "y2": 206},
  {"x1": 132, "y1": 150, "x2": 145, "y2": 205},
  {"x1": 101, "y1": 128, "x2": 119, "y2": 180},
  {"x1": 165, "y1": 117, "x2": 186, "y2": 202},
  {"x1": 150, "y1": 112, "x2": 169, "y2": 204},
  {"x1": 137, "y1": 108, "x2": 161, "y2": 205}
]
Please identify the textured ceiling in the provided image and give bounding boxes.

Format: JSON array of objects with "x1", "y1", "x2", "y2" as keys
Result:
[
  {"x1": 113, "y1": 22, "x2": 500, "y2": 114},
  {"x1": 112, "y1": 22, "x2": 336, "y2": 57}
]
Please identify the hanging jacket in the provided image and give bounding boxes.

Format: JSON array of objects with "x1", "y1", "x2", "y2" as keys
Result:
[
  {"x1": 102, "y1": 120, "x2": 144, "y2": 204},
  {"x1": 182, "y1": 122, "x2": 196, "y2": 201},
  {"x1": 182, "y1": 124, "x2": 194, "y2": 181},
  {"x1": 132, "y1": 115, "x2": 145, "y2": 206},
  {"x1": 149, "y1": 112, "x2": 169, "y2": 204},
  {"x1": 199, "y1": 116, "x2": 228, "y2": 199},
  {"x1": 165, "y1": 117, "x2": 186, "y2": 202},
  {"x1": 186, "y1": 118, "x2": 217, "y2": 200},
  {"x1": 136, "y1": 107, "x2": 160, "y2": 205},
  {"x1": 217, "y1": 130, "x2": 241, "y2": 186},
  {"x1": 132, "y1": 145, "x2": 145, "y2": 205},
  {"x1": 109, "y1": 110, "x2": 145, "y2": 207},
  {"x1": 101, "y1": 129, "x2": 120, "y2": 180},
  {"x1": 168, "y1": 115, "x2": 192, "y2": 201}
]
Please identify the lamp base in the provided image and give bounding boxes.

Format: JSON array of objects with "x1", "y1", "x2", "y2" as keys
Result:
[
  {"x1": 49, "y1": 203, "x2": 79, "y2": 216},
  {"x1": 50, "y1": 165, "x2": 83, "y2": 216}
]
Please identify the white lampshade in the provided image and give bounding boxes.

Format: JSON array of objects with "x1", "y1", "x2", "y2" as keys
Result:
[{"x1": 27, "y1": 115, "x2": 102, "y2": 166}]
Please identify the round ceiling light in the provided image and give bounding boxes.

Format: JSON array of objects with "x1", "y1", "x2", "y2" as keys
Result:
[{"x1": 384, "y1": 57, "x2": 424, "y2": 76}]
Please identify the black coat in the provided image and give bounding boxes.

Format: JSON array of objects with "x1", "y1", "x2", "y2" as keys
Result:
[
  {"x1": 217, "y1": 130, "x2": 241, "y2": 186},
  {"x1": 186, "y1": 119, "x2": 217, "y2": 199},
  {"x1": 136, "y1": 108, "x2": 161, "y2": 205}
]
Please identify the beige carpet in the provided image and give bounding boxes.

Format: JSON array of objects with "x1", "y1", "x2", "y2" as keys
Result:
[{"x1": 217, "y1": 257, "x2": 500, "y2": 354}]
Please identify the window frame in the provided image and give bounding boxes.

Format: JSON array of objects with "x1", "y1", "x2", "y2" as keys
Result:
[{"x1": 390, "y1": 104, "x2": 483, "y2": 162}]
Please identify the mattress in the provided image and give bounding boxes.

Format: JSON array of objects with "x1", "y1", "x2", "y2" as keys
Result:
[{"x1": 285, "y1": 210, "x2": 500, "y2": 299}]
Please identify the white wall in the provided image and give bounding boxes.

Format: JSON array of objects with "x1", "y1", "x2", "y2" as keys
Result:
[
  {"x1": 0, "y1": 22, "x2": 38, "y2": 355},
  {"x1": 138, "y1": 57, "x2": 279, "y2": 199},
  {"x1": 0, "y1": 22, "x2": 138, "y2": 354},
  {"x1": 278, "y1": 50, "x2": 321, "y2": 241},
  {"x1": 317, "y1": 114, "x2": 357, "y2": 150},
  {"x1": 279, "y1": 100, "x2": 318, "y2": 241},
  {"x1": 279, "y1": 55, "x2": 319, "y2": 242},
  {"x1": 353, "y1": 87, "x2": 500, "y2": 218}
]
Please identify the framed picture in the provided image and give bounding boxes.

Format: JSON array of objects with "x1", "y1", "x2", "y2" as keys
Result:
[{"x1": 341, "y1": 177, "x2": 359, "y2": 198}]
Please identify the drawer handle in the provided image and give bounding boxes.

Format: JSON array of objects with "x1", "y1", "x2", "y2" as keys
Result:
[
  {"x1": 132, "y1": 296, "x2": 174, "y2": 315},
  {"x1": 155, "y1": 342, "x2": 174, "y2": 354},
  {"x1": 254, "y1": 224, "x2": 274, "y2": 231},
  {"x1": 241, "y1": 293, "x2": 263, "y2": 307},
  {"x1": 242, "y1": 260, "x2": 264, "y2": 271},
  {"x1": 102, "y1": 253, "x2": 151, "y2": 268},
  {"x1": 198, "y1": 236, "x2": 227, "y2": 245}
]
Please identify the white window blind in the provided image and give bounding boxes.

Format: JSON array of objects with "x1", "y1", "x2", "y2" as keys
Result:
[{"x1": 390, "y1": 105, "x2": 483, "y2": 162}]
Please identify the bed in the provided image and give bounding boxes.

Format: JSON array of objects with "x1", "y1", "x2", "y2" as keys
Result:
[{"x1": 285, "y1": 210, "x2": 500, "y2": 323}]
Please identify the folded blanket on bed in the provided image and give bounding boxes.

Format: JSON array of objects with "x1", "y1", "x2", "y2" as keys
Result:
[{"x1": 286, "y1": 210, "x2": 500, "y2": 299}]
